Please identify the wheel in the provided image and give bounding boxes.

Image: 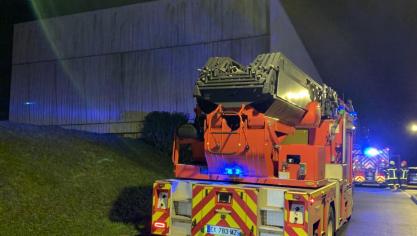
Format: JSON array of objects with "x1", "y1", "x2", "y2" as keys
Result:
[
  {"x1": 347, "y1": 199, "x2": 353, "y2": 222},
  {"x1": 347, "y1": 205, "x2": 352, "y2": 222},
  {"x1": 327, "y1": 207, "x2": 336, "y2": 236}
]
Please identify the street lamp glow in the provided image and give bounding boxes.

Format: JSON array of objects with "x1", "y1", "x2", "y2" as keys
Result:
[{"x1": 408, "y1": 123, "x2": 417, "y2": 134}]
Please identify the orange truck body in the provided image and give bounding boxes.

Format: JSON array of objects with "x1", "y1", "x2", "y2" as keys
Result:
[{"x1": 151, "y1": 53, "x2": 355, "y2": 236}]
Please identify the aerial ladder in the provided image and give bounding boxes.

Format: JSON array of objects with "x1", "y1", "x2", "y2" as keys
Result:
[{"x1": 151, "y1": 52, "x2": 356, "y2": 236}]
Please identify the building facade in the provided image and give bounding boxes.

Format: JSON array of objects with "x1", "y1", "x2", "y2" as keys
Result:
[{"x1": 10, "y1": 0, "x2": 321, "y2": 135}]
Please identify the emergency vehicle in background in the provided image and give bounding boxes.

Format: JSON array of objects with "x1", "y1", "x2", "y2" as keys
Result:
[
  {"x1": 352, "y1": 147, "x2": 390, "y2": 186},
  {"x1": 408, "y1": 167, "x2": 417, "y2": 187},
  {"x1": 151, "y1": 52, "x2": 356, "y2": 236}
]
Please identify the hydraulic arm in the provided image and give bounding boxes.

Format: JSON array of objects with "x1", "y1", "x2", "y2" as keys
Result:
[{"x1": 173, "y1": 52, "x2": 356, "y2": 188}]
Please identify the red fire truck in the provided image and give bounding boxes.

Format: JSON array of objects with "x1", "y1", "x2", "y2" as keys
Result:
[
  {"x1": 352, "y1": 147, "x2": 390, "y2": 186},
  {"x1": 151, "y1": 52, "x2": 356, "y2": 236}
]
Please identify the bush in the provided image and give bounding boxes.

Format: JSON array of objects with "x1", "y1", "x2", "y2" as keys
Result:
[{"x1": 142, "y1": 112, "x2": 188, "y2": 154}]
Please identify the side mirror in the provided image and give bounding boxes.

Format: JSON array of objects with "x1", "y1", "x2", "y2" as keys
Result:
[{"x1": 177, "y1": 124, "x2": 198, "y2": 139}]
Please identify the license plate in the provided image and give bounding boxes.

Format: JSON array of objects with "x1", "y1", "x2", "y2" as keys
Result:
[{"x1": 206, "y1": 225, "x2": 241, "y2": 236}]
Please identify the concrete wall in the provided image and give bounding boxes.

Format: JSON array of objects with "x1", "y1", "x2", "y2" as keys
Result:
[
  {"x1": 10, "y1": 0, "x2": 321, "y2": 135},
  {"x1": 269, "y1": 0, "x2": 321, "y2": 80}
]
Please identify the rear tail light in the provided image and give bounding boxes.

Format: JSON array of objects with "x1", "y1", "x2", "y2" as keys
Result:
[
  {"x1": 152, "y1": 182, "x2": 171, "y2": 235},
  {"x1": 157, "y1": 190, "x2": 169, "y2": 209},
  {"x1": 173, "y1": 200, "x2": 192, "y2": 217},
  {"x1": 154, "y1": 222, "x2": 166, "y2": 229},
  {"x1": 288, "y1": 202, "x2": 304, "y2": 224}
]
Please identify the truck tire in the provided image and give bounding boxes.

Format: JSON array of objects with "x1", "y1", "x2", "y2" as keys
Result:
[
  {"x1": 347, "y1": 200, "x2": 353, "y2": 222},
  {"x1": 327, "y1": 207, "x2": 336, "y2": 236}
]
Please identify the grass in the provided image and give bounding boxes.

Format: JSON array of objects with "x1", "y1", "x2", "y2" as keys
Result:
[{"x1": 0, "y1": 122, "x2": 173, "y2": 235}]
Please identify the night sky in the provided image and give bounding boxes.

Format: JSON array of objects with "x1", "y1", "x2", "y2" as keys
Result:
[
  {"x1": 1, "y1": 0, "x2": 416, "y2": 164},
  {"x1": 282, "y1": 0, "x2": 417, "y2": 164}
]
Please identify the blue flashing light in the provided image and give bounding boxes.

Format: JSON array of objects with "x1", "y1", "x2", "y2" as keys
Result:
[
  {"x1": 234, "y1": 168, "x2": 242, "y2": 175},
  {"x1": 224, "y1": 167, "x2": 243, "y2": 176},
  {"x1": 364, "y1": 147, "x2": 380, "y2": 157},
  {"x1": 225, "y1": 168, "x2": 233, "y2": 175}
]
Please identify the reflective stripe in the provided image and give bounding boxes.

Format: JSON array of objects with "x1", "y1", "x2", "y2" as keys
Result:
[
  {"x1": 386, "y1": 168, "x2": 397, "y2": 179},
  {"x1": 400, "y1": 169, "x2": 409, "y2": 179},
  {"x1": 152, "y1": 182, "x2": 172, "y2": 235},
  {"x1": 191, "y1": 185, "x2": 258, "y2": 236},
  {"x1": 375, "y1": 176, "x2": 385, "y2": 183},
  {"x1": 284, "y1": 192, "x2": 309, "y2": 236},
  {"x1": 293, "y1": 227, "x2": 308, "y2": 236},
  {"x1": 354, "y1": 176, "x2": 365, "y2": 182}
]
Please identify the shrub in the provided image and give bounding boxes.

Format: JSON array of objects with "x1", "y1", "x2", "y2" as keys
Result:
[{"x1": 142, "y1": 112, "x2": 188, "y2": 154}]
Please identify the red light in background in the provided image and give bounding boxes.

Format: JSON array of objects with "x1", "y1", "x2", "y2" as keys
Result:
[{"x1": 309, "y1": 199, "x2": 315, "y2": 204}]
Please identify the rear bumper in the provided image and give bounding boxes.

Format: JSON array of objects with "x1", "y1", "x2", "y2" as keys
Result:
[
  {"x1": 151, "y1": 179, "x2": 351, "y2": 236},
  {"x1": 152, "y1": 179, "x2": 286, "y2": 236}
]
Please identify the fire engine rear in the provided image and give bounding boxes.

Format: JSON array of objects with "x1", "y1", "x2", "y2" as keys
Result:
[
  {"x1": 352, "y1": 147, "x2": 390, "y2": 186},
  {"x1": 151, "y1": 52, "x2": 356, "y2": 236}
]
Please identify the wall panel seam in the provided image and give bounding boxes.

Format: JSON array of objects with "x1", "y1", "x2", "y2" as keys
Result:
[{"x1": 12, "y1": 34, "x2": 271, "y2": 66}]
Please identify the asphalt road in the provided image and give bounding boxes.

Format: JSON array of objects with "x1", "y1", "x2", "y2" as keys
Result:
[{"x1": 338, "y1": 187, "x2": 417, "y2": 236}]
